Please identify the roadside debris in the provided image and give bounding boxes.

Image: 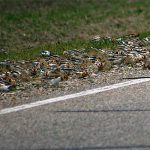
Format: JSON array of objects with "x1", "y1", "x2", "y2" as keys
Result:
[
  {"x1": 0, "y1": 34, "x2": 150, "y2": 92},
  {"x1": 40, "y1": 50, "x2": 51, "y2": 57}
]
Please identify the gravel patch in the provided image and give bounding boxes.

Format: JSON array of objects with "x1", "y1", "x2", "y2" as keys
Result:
[
  {"x1": 1, "y1": 66, "x2": 150, "y2": 109},
  {"x1": 1, "y1": 35, "x2": 150, "y2": 109}
]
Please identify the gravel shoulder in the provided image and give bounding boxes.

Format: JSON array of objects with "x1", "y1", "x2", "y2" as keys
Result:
[
  {"x1": 1, "y1": 35, "x2": 150, "y2": 109},
  {"x1": 1, "y1": 66, "x2": 150, "y2": 110}
]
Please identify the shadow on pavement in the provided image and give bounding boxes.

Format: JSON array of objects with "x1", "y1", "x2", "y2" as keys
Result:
[
  {"x1": 35, "y1": 144, "x2": 150, "y2": 150},
  {"x1": 50, "y1": 109, "x2": 150, "y2": 113}
]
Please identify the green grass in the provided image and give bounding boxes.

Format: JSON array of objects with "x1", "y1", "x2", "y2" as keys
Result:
[
  {"x1": 0, "y1": 0, "x2": 150, "y2": 60},
  {"x1": 139, "y1": 31, "x2": 150, "y2": 39},
  {"x1": 0, "y1": 38, "x2": 116, "y2": 61}
]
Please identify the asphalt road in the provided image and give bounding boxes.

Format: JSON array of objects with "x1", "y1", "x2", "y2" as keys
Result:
[{"x1": 1, "y1": 80, "x2": 150, "y2": 150}]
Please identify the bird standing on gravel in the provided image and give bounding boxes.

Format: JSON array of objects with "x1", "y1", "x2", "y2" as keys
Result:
[
  {"x1": 50, "y1": 77, "x2": 61, "y2": 87},
  {"x1": 0, "y1": 83, "x2": 12, "y2": 92}
]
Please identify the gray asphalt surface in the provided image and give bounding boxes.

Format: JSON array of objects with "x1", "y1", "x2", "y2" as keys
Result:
[{"x1": 1, "y1": 80, "x2": 150, "y2": 150}]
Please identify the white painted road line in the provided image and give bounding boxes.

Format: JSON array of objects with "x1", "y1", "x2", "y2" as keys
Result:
[{"x1": 1, "y1": 78, "x2": 150, "y2": 115}]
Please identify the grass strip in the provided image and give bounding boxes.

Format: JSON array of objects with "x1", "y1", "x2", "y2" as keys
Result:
[{"x1": 0, "y1": 38, "x2": 116, "y2": 61}]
